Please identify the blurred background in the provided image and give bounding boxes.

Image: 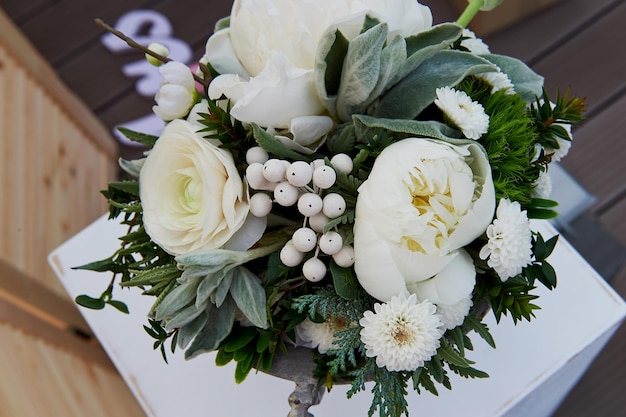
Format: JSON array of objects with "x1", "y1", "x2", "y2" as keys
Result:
[{"x1": 0, "y1": 0, "x2": 624, "y2": 416}]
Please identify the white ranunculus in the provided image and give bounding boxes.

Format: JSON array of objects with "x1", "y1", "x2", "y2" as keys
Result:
[
  {"x1": 153, "y1": 61, "x2": 197, "y2": 121},
  {"x1": 203, "y1": 0, "x2": 432, "y2": 134},
  {"x1": 140, "y1": 119, "x2": 249, "y2": 256},
  {"x1": 353, "y1": 138, "x2": 495, "y2": 303}
]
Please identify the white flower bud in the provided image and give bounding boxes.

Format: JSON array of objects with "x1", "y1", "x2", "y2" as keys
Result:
[
  {"x1": 312, "y1": 165, "x2": 336, "y2": 189},
  {"x1": 286, "y1": 161, "x2": 313, "y2": 187},
  {"x1": 249, "y1": 193, "x2": 273, "y2": 217},
  {"x1": 246, "y1": 146, "x2": 269, "y2": 165},
  {"x1": 292, "y1": 227, "x2": 318, "y2": 252},
  {"x1": 302, "y1": 257, "x2": 327, "y2": 282},
  {"x1": 145, "y1": 43, "x2": 169, "y2": 66},
  {"x1": 297, "y1": 193, "x2": 323, "y2": 217},
  {"x1": 322, "y1": 193, "x2": 346, "y2": 218},
  {"x1": 274, "y1": 182, "x2": 300, "y2": 206},
  {"x1": 330, "y1": 153, "x2": 353, "y2": 174},
  {"x1": 280, "y1": 241, "x2": 304, "y2": 267},
  {"x1": 319, "y1": 231, "x2": 343, "y2": 255},
  {"x1": 332, "y1": 245, "x2": 355, "y2": 268}
]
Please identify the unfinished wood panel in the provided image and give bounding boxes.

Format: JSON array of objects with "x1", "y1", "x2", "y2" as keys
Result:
[
  {"x1": 0, "y1": 321, "x2": 145, "y2": 417},
  {"x1": 561, "y1": 94, "x2": 626, "y2": 211},
  {"x1": 0, "y1": 44, "x2": 115, "y2": 299}
]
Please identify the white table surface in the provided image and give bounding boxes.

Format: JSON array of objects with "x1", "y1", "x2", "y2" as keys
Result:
[{"x1": 49, "y1": 216, "x2": 626, "y2": 417}]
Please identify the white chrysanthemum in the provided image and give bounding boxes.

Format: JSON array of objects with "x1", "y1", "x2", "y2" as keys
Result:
[
  {"x1": 435, "y1": 87, "x2": 489, "y2": 139},
  {"x1": 532, "y1": 170, "x2": 552, "y2": 199},
  {"x1": 460, "y1": 29, "x2": 490, "y2": 55},
  {"x1": 296, "y1": 317, "x2": 347, "y2": 354},
  {"x1": 479, "y1": 199, "x2": 533, "y2": 281},
  {"x1": 476, "y1": 70, "x2": 515, "y2": 95},
  {"x1": 436, "y1": 296, "x2": 473, "y2": 330},
  {"x1": 359, "y1": 294, "x2": 444, "y2": 372},
  {"x1": 547, "y1": 123, "x2": 573, "y2": 162}
]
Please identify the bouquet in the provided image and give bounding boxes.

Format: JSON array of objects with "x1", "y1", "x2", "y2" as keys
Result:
[{"x1": 77, "y1": 0, "x2": 585, "y2": 416}]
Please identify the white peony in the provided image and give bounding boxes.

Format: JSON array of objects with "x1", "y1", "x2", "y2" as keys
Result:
[
  {"x1": 140, "y1": 119, "x2": 249, "y2": 256},
  {"x1": 353, "y1": 138, "x2": 495, "y2": 303},
  {"x1": 153, "y1": 61, "x2": 197, "y2": 121},
  {"x1": 203, "y1": 0, "x2": 432, "y2": 143}
]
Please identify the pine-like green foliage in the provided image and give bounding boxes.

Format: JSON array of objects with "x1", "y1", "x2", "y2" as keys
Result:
[{"x1": 459, "y1": 78, "x2": 539, "y2": 205}]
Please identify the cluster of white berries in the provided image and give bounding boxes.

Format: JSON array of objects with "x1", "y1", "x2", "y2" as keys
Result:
[{"x1": 244, "y1": 146, "x2": 355, "y2": 282}]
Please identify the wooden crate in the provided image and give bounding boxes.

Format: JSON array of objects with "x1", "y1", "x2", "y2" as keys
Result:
[{"x1": 0, "y1": 7, "x2": 145, "y2": 417}]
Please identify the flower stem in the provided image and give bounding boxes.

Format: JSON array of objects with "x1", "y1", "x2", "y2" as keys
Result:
[
  {"x1": 94, "y1": 18, "x2": 208, "y2": 86},
  {"x1": 456, "y1": 0, "x2": 484, "y2": 28}
]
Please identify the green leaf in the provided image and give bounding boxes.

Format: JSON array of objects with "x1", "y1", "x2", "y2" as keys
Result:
[
  {"x1": 107, "y1": 300, "x2": 129, "y2": 314},
  {"x1": 117, "y1": 127, "x2": 158, "y2": 147},
  {"x1": 223, "y1": 327, "x2": 257, "y2": 353},
  {"x1": 526, "y1": 208, "x2": 559, "y2": 220},
  {"x1": 72, "y1": 257, "x2": 116, "y2": 273},
  {"x1": 336, "y1": 22, "x2": 388, "y2": 121},
  {"x1": 75, "y1": 295, "x2": 106, "y2": 310},
  {"x1": 317, "y1": 28, "x2": 350, "y2": 99},
  {"x1": 234, "y1": 351, "x2": 255, "y2": 384},
  {"x1": 374, "y1": 50, "x2": 496, "y2": 120},
  {"x1": 329, "y1": 260, "x2": 359, "y2": 300},
  {"x1": 251, "y1": 123, "x2": 309, "y2": 161},
  {"x1": 185, "y1": 296, "x2": 236, "y2": 360},
  {"x1": 215, "y1": 348, "x2": 234, "y2": 366},
  {"x1": 464, "y1": 314, "x2": 496, "y2": 348},
  {"x1": 481, "y1": 54, "x2": 544, "y2": 102},
  {"x1": 438, "y1": 343, "x2": 474, "y2": 368},
  {"x1": 395, "y1": 23, "x2": 463, "y2": 84},
  {"x1": 176, "y1": 311, "x2": 208, "y2": 349},
  {"x1": 541, "y1": 262, "x2": 557, "y2": 288},
  {"x1": 108, "y1": 180, "x2": 140, "y2": 196},
  {"x1": 165, "y1": 301, "x2": 208, "y2": 329},
  {"x1": 229, "y1": 267, "x2": 268, "y2": 328},
  {"x1": 121, "y1": 264, "x2": 180, "y2": 287},
  {"x1": 214, "y1": 16, "x2": 230, "y2": 32},
  {"x1": 154, "y1": 276, "x2": 203, "y2": 322},
  {"x1": 353, "y1": 114, "x2": 463, "y2": 142},
  {"x1": 118, "y1": 157, "x2": 144, "y2": 178},
  {"x1": 530, "y1": 198, "x2": 559, "y2": 208}
]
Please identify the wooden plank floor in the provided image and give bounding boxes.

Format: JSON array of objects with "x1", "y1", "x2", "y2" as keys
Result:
[{"x1": 2, "y1": 0, "x2": 625, "y2": 416}]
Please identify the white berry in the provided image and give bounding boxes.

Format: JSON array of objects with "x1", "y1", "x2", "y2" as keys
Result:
[
  {"x1": 246, "y1": 146, "x2": 269, "y2": 165},
  {"x1": 291, "y1": 227, "x2": 318, "y2": 252},
  {"x1": 249, "y1": 193, "x2": 273, "y2": 217},
  {"x1": 263, "y1": 159, "x2": 286, "y2": 182},
  {"x1": 280, "y1": 241, "x2": 304, "y2": 267},
  {"x1": 302, "y1": 257, "x2": 327, "y2": 282},
  {"x1": 286, "y1": 161, "x2": 313, "y2": 187},
  {"x1": 310, "y1": 159, "x2": 326, "y2": 170},
  {"x1": 297, "y1": 193, "x2": 323, "y2": 217},
  {"x1": 274, "y1": 182, "x2": 300, "y2": 206},
  {"x1": 332, "y1": 245, "x2": 355, "y2": 267},
  {"x1": 331, "y1": 153, "x2": 353, "y2": 174},
  {"x1": 319, "y1": 231, "x2": 343, "y2": 255},
  {"x1": 246, "y1": 163, "x2": 273, "y2": 191},
  {"x1": 322, "y1": 193, "x2": 346, "y2": 218},
  {"x1": 312, "y1": 165, "x2": 336, "y2": 189},
  {"x1": 308, "y1": 213, "x2": 330, "y2": 233}
]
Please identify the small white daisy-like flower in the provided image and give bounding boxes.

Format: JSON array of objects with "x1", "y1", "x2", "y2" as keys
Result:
[
  {"x1": 547, "y1": 123, "x2": 573, "y2": 162},
  {"x1": 435, "y1": 86, "x2": 490, "y2": 139},
  {"x1": 295, "y1": 316, "x2": 348, "y2": 354},
  {"x1": 460, "y1": 29, "x2": 491, "y2": 55},
  {"x1": 532, "y1": 170, "x2": 553, "y2": 199},
  {"x1": 436, "y1": 295, "x2": 473, "y2": 331},
  {"x1": 359, "y1": 293, "x2": 444, "y2": 372},
  {"x1": 479, "y1": 198, "x2": 533, "y2": 281},
  {"x1": 475, "y1": 70, "x2": 515, "y2": 95}
]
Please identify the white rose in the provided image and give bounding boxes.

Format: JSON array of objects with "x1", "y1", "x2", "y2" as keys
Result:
[
  {"x1": 153, "y1": 61, "x2": 197, "y2": 121},
  {"x1": 140, "y1": 119, "x2": 249, "y2": 255},
  {"x1": 353, "y1": 138, "x2": 495, "y2": 303},
  {"x1": 203, "y1": 0, "x2": 432, "y2": 133}
]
